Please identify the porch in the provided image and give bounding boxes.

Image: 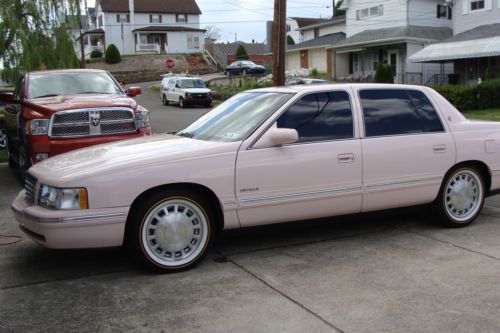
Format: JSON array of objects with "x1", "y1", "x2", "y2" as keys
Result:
[
  {"x1": 81, "y1": 29, "x2": 105, "y2": 59},
  {"x1": 135, "y1": 32, "x2": 167, "y2": 54}
]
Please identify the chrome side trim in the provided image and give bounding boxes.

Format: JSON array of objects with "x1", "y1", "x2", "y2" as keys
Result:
[
  {"x1": 223, "y1": 201, "x2": 237, "y2": 207},
  {"x1": 491, "y1": 169, "x2": 500, "y2": 175},
  {"x1": 239, "y1": 186, "x2": 362, "y2": 206},
  {"x1": 366, "y1": 176, "x2": 442, "y2": 190},
  {"x1": 22, "y1": 212, "x2": 127, "y2": 224}
]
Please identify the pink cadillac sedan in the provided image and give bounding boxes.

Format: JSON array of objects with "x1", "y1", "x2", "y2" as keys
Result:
[{"x1": 11, "y1": 84, "x2": 500, "y2": 272}]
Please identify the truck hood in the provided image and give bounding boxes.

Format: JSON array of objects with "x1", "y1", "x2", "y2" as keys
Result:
[
  {"x1": 29, "y1": 134, "x2": 237, "y2": 184},
  {"x1": 25, "y1": 94, "x2": 137, "y2": 114}
]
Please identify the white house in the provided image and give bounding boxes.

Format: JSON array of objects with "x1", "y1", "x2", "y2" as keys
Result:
[
  {"x1": 409, "y1": 0, "x2": 500, "y2": 84},
  {"x1": 285, "y1": 16, "x2": 346, "y2": 75},
  {"x1": 286, "y1": 17, "x2": 331, "y2": 44},
  {"x1": 333, "y1": 0, "x2": 454, "y2": 84},
  {"x1": 81, "y1": 0, "x2": 205, "y2": 57}
]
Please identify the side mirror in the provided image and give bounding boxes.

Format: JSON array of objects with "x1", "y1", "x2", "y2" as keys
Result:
[
  {"x1": 125, "y1": 87, "x2": 141, "y2": 97},
  {"x1": 0, "y1": 91, "x2": 15, "y2": 104},
  {"x1": 175, "y1": 83, "x2": 180, "y2": 88},
  {"x1": 254, "y1": 127, "x2": 298, "y2": 148}
]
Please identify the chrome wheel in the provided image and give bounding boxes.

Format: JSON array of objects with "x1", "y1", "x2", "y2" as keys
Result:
[
  {"x1": 444, "y1": 169, "x2": 483, "y2": 222},
  {"x1": 141, "y1": 198, "x2": 209, "y2": 267},
  {"x1": 0, "y1": 129, "x2": 6, "y2": 149}
]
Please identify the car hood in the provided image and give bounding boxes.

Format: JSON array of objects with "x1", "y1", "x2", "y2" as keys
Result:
[
  {"x1": 184, "y1": 88, "x2": 211, "y2": 93},
  {"x1": 25, "y1": 94, "x2": 137, "y2": 114},
  {"x1": 29, "y1": 134, "x2": 237, "y2": 185}
]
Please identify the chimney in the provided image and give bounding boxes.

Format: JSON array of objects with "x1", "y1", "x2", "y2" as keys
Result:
[
  {"x1": 332, "y1": 0, "x2": 336, "y2": 17},
  {"x1": 266, "y1": 21, "x2": 273, "y2": 52},
  {"x1": 129, "y1": 0, "x2": 135, "y2": 25}
]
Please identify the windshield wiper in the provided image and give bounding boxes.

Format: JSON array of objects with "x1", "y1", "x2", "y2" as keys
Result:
[{"x1": 33, "y1": 94, "x2": 58, "y2": 98}]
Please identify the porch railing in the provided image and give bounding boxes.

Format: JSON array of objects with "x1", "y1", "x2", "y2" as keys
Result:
[
  {"x1": 136, "y1": 43, "x2": 160, "y2": 54},
  {"x1": 396, "y1": 72, "x2": 423, "y2": 85}
]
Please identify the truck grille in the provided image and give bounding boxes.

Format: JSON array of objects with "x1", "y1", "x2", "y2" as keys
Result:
[
  {"x1": 25, "y1": 174, "x2": 37, "y2": 205},
  {"x1": 49, "y1": 108, "x2": 136, "y2": 138}
]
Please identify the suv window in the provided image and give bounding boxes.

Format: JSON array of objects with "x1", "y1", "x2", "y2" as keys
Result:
[
  {"x1": 360, "y1": 89, "x2": 443, "y2": 137},
  {"x1": 277, "y1": 91, "x2": 353, "y2": 143}
]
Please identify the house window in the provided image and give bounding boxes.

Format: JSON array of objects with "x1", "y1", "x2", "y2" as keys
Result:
[
  {"x1": 314, "y1": 28, "x2": 319, "y2": 38},
  {"x1": 150, "y1": 14, "x2": 162, "y2": 23},
  {"x1": 372, "y1": 53, "x2": 378, "y2": 71},
  {"x1": 187, "y1": 35, "x2": 199, "y2": 49},
  {"x1": 286, "y1": 24, "x2": 291, "y2": 32},
  {"x1": 98, "y1": 15, "x2": 103, "y2": 27},
  {"x1": 116, "y1": 14, "x2": 129, "y2": 23},
  {"x1": 356, "y1": 5, "x2": 383, "y2": 19},
  {"x1": 471, "y1": 0, "x2": 485, "y2": 10},
  {"x1": 176, "y1": 14, "x2": 187, "y2": 23},
  {"x1": 437, "y1": 4, "x2": 452, "y2": 18}
]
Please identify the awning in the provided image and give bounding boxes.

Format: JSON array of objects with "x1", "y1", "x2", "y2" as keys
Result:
[{"x1": 408, "y1": 36, "x2": 500, "y2": 63}]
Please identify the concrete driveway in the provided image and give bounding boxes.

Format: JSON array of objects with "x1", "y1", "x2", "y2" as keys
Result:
[{"x1": 1, "y1": 161, "x2": 500, "y2": 332}]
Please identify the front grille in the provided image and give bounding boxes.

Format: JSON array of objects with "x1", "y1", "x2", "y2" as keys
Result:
[
  {"x1": 24, "y1": 174, "x2": 37, "y2": 205},
  {"x1": 49, "y1": 108, "x2": 137, "y2": 138},
  {"x1": 191, "y1": 94, "x2": 208, "y2": 100}
]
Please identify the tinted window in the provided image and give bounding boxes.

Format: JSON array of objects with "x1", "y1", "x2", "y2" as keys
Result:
[
  {"x1": 407, "y1": 90, "x2": 443, "y2": 132},
  {"x1": 277, "y1": 91, "x2": 353, "y2": 143},
  {"x1": 360, "y1": 89, "x2": 423, "y2": 137}
]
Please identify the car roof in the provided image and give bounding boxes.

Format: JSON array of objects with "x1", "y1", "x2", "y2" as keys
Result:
[
  {"x1": 251, "y1": 83, "x2": 430, "y2": 94},
  {"x1": 28, "y1": 69, "x2": 107, "y2": 76}
]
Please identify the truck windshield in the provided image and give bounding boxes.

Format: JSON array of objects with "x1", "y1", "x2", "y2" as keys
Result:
[
  {"x1": 180, "y1": 79, "x2": 206, "y2": 89},
  {"x1": 28, "y1": 72, "x2": 122, "y2": 99},
  {"x1": 177, "y1": 92, "x2": 292, "y2": 142}
]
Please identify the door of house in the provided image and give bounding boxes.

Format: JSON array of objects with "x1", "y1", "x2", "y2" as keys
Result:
[
  {"x1": 388, "y1": 50, "x2": 399, "y2": 83},
  {"x1": 160, "y1": 34, "x2": 167, "y2": 53},
  {"x1": 300, "y1": 50, "x2": 309, "y2": 68}
]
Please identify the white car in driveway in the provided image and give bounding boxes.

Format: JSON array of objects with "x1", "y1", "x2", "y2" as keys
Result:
[
  {"x1": 160, "y1": 75, "x2": 212, "y2": 108},
  {"x1": 12, "y1": 84, "x2": 500, "y2": 272}
]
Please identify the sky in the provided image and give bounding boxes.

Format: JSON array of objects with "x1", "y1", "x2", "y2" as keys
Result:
[{"x1": 87, "y1": 0, "x2": 336, "y2": 43}]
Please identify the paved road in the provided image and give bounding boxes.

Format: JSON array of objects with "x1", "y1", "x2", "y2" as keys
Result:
[
  {"x1": 2, "y1": 161, "x2": 500, "y2": 332},
  {"x1": 130, "y1": 75, "x2": 223, "y2": 134}
]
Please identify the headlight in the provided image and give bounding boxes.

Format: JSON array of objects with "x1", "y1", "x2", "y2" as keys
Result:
[
  {"x1": 29, "y1": 119, "x2": 49, "y2": 135},
  {"x1": 135, "y1": 110, "x2": 150, "y2": 128},
  {"x1": 39, "y1": 185, "x2": 88, "y2": 210}
]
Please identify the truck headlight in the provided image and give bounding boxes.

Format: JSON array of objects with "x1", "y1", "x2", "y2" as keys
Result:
[
  {"x1": 39, "y1": 185, "x2": 88, "y2": 210},
  {"x1": 135, "y1": 110, "x2": 150, "y2": 128},
  {"x1": 29, "y1": 119, "x2": 49, "y2": 135}
]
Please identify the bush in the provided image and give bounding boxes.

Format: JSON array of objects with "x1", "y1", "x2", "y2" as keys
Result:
[
  {"x1": 90, "y1": 49, "x2": 103, "y2": 59},
  {"x1": 310, "y1": 68, "x2": 319, "y2": 77},
  {"x1": 104, "y1": 44, "x2": 121, "y2": 64},
  {"x1": 477, "y1": 79, "x2": 500, "y2": 109},
  {"x1": 235, "y1": 45, "x2": 249, "y2": 60},
  {"x1": 374, "y1": 63, "x2": 394, "y2": 83},
  {"x1": 433, "y1": 85, "x2": 478, "y2": 111}
]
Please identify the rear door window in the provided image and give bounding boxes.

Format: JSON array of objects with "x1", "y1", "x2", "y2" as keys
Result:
[
  {"x1": 277, "y1": 91, "x2": 353, "y2": 143},
  {"x1": 359, "y1": 89, "x2": 443, "y2": 137}
]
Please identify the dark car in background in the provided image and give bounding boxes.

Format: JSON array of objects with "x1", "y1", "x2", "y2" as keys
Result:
[{"x1": 225, "y1": 61, "x2": 266, "y2": 76}]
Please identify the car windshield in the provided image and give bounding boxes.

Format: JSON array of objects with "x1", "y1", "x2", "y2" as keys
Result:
[
  {"x1": 180, "y1": 79, "x2": 206, "y2": 89},
  {"x1": 177, "y1": 92, "x2": 292, "y2": 142},
  {"x1": 28, "y1": 72, "x2": 122, "y2": 99}
]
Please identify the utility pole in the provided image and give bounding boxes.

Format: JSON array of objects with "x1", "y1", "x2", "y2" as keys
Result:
[{"x1": 272, "y1": 0, "x2": 286, "y2": 86}]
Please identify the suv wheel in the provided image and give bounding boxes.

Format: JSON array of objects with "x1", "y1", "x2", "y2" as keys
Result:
[
  {"x1": 179, "y1": 97, "x2": 185, "y2": 108},
  {"x1": 162, "y1": 95, "x2": 169, "y2": 106}
]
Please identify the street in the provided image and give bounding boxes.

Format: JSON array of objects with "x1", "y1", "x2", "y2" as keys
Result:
[{"x1": 1, "y1": 82, "x2": 500, "y2": 332}]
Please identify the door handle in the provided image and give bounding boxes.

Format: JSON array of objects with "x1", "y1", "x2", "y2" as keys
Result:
[
  {"x1": 433, "y1": 144, "x2": 447, "y2": 153},
  {"x1": 337, "y1": 153, "x2": 355, "y2": 163}
]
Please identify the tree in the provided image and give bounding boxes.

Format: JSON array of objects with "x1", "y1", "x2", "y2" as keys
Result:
[
  {"x1": 1, "y1": 0, "x2": 81, "y2": 83},
  {"x1": 105, "y1": 44, "x2": 121, "y2": 64},
  {"x1": 287, "y1": 35, "x2": 295, "y2": 45},
  {"x1": 374, "y1": 63, "x2": 394, "y2": 83},
  {"x1": 235, "y1": 45, "x2": 249, "y2": 60},
  {"x1": 204, "y1": 26, "x2": 221, "y2": 42},
  {"x1": 333, "y1": 0, "x2": 346, "y2": 17}
]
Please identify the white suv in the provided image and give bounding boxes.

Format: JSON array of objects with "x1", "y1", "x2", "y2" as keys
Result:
[{"x1": 160, "y1": 75, "x2": 212, "y2": 108}]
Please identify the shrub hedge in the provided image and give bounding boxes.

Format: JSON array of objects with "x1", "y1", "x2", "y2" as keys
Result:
[
  {"x1": 90, "y1": 49, "x2": 103, "y2": 59},
  {"x1": 104, "y1": 44, "x2": 121, "y2": 64},
  {"x1": 433, "y1": 79, "x2": 500, "y2": 111},
  {"x1": 374, "y1": 64, "x2": 394, "y2": 83}
]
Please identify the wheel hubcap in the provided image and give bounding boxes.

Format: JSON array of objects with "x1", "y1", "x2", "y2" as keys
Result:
[
  {"x1": 141, "y1": 199, "x2": 208, "y2": 266},
  {"x1": 444, "y1": 170, "x2": 482, "y2": 222},
  {"x1": 0, "y1": 129, "x2": 6, "y2": 149}
]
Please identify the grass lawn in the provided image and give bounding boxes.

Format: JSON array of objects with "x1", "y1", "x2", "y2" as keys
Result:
[
  {"x1": 0, "y1": 150, "x2": 7, "y2": 163},
  {"x1": 149, "y1": 85, "x2": 160, "y2": 92},
  {"x1": 463, "y1": 109, "x2": 500, "y2": 121}
]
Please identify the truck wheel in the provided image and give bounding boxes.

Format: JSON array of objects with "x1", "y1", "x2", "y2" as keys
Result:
[
  {"x1": 127, "y1": 189, "x2": 215, "y2": 272},
  {"x1": 179, "y1": 98, "x2": 185, "y2": 108},
  {"x1": 434, "y1": 165, "x2": 485, "y2": 227},
  {"x1": 18, "y1": 144, "x2": 31, "y2": 181},
  {"x1": 162, "y1": 95, "x2": 169, "y2": 106}
]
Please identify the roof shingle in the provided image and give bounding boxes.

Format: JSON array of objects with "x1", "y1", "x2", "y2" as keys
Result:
[
  {"x1": 99, "y1": 0, "x2": 202, "y2": 14},
  {"x1": 287, "y1": 32, "x2": 346, "y2": 52}
]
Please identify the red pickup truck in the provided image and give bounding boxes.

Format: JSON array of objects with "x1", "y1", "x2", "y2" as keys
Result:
[{"x1": 0, "y1": 69, "x2": 151, "y2": 178}]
